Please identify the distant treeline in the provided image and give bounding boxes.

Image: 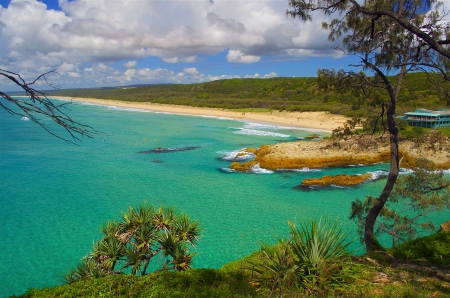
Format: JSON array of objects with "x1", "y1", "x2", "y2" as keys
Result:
[{"x1": 46, "y1": 72, "x2": 450, "y2": 117}]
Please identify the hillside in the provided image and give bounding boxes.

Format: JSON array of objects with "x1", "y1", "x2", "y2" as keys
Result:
[{"x1": 46, "y1": 73, "x2": 450, "y2": 117}]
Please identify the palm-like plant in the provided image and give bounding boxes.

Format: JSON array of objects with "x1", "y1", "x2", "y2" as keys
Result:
[
  {"x1": 250, "y1": 243, "x2": 298, "y2": 298},
  {"x1": 66, "y1": 203, "x2": 201, "y2": 282},
  {"x1": 288, "y1": 218, "x2": 352, "y2": 292},
  {"x1": 250, "y1": 217, "x2": 354, "y2": 295},
  {"x1": 63, "y1": 258, "x2": 108, "y2": 284}
]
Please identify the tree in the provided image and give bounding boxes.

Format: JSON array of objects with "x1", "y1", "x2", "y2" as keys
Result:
[
  {"x1": 64, "y1": 203, "x2": 201, "y2": 284},
  {"x1": 0, "y1": 69, "x2": 97, "y2": 144},
  {"x1": 350, "y1": 159, "x2": 450, "y2": 247},
  {"x1": 287, "y1": 0, "x2": 450, "y2": 252}
]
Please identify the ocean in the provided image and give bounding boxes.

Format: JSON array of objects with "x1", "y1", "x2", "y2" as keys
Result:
[{"x1": 0, "y1": 98, "x2": 446, "y2": 297}]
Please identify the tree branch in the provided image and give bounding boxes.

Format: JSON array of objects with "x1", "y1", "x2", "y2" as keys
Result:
[{"x1": 0, "y1": 69, "x2": 100, "y2": 144}]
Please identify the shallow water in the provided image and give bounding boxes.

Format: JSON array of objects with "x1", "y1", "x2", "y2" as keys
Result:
[{"x1": 0, "y1": 99, "x2": 446, "y2": 297}]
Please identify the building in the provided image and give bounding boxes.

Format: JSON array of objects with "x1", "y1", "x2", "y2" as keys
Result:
[{"x1": 398, "y1": 108, "x2": 450, "y2": 128}]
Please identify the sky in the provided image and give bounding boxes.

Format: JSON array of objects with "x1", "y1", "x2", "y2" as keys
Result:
[{"x1": 0, "y1": 0, "x2": 428, "y2": 90}]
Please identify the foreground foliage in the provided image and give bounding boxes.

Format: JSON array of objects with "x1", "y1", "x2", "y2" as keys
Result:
[
  {"x1": 19, "y1": 269, "x2": 254, "y2": 298},
  {"x1": 248, "y1": 218, "x2": 356, "y2": 297},
  {"x1": 391, "y1": 231, "x2": 450, "y2": 265},
  {"x1": 64, "y1": 203, "x2": 201, "y2": 284},
  {"x1": 350, "y1": 160, "x2": 450, "y2": 247},
  {"x1": 18, "y1": 232, "x2": 450, "y2": 298}
]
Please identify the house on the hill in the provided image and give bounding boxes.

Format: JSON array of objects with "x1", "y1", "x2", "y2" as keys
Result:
[{"x1": 398, "y1": 108, "x2": 450, "y2": 128}]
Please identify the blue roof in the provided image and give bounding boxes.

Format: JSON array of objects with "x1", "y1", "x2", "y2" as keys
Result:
[{"x1": 405, "y1": 111, "x2": 439, "y2": 116}]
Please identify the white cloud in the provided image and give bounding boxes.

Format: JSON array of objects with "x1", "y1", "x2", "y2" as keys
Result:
[
  {"x1": 0, "y1": 0, "x2": 339, "y2": 88},
  {"x1": 183, "y1": 67, "x2": 200, "y2": 75},
  {"x1": 124, "y1": 60, "x2": 137, "y2": 68},
  {"x1": 226, "y1": 49, "x2": 261, "y2": 63}
]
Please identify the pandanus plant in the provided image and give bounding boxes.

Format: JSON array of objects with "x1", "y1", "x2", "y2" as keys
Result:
[
  {"x1": 65, "y1": 203, "x2": 201, "y2": 284},
  {"x1": 250, "y1": 217, "x2": 354, "y2": 296}
]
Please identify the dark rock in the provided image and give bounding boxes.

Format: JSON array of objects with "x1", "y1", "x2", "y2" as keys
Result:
[{"x1": 138, "y1": 146, "x2": 200, "y2": 154}]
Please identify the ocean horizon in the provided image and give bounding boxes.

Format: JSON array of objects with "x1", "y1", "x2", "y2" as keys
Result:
[{"x1": 0, "y1": 98, "x2": 447, "y2": 297}]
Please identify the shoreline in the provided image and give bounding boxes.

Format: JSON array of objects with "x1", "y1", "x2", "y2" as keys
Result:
[{"x1": 53, "y1": 96, "x2": 348, "y2": 132}]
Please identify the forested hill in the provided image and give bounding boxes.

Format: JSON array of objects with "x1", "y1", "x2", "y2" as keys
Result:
[{"x1": 47, "y1": 72, "x2": 449, "y2": 117}]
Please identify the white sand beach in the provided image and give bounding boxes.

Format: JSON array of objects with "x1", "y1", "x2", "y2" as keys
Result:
[{"x1": 54, "y1": 96, "x2": 348, "y2": 132}]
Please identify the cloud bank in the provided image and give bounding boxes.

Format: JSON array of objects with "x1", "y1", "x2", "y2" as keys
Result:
[{"x1": 0, "y1": 0, "x2": 340, "y2": 89}]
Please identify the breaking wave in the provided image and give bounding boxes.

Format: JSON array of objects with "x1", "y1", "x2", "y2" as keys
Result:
[
  {"x1": 217, "y1": 149, "x2": 255, "y2": 161},
  {"x1": 250, "y1": 164, "x2": 274, "y2": 174},
  {"x1": 233, "y1": 128, "x2": 291, "y2": 138}
]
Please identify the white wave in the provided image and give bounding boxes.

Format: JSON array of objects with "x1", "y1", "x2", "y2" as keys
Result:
[
  {"x1": 220, "y1": 167, "x2": 235, "y2": 173},
  {"x1": 218, "y1": 149, "x2": 255, "y2": 161},
  {"x1": 234, "y1": 128, "x2": 291, "y2": 138},
  {"x1": 281, "y1": 167, "x2": 321, "y2": 172},
  {"x1": 443, "y1": 169, "x2": 450, "y2": 174},
  {"x1": 366, "y1": 170, "x2": 389, "y2": 180},
  {"x1": 399, "y1": 168, "x2": 414, "y2": 174},
  {"x1": 242, "y1": 122, "x2": 329, "y2": 133},
  {"x1": 250, "y1": 163, "x2": 274, "y2": 174},
  {"x1": 20, "y1": 116, "x2": 30, "y2": 121},
  {"x1": 330, "y1": 185, "x2": 346, "y2": 189}
]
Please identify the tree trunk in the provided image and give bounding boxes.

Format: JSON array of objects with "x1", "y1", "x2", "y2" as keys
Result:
[{"x1": 364, "y1": 103, "x2": 399, "y2": 253}]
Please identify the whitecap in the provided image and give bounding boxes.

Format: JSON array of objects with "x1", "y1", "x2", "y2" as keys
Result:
[
  {"x1": 366, "y1": 170, "x2": 389, "y2": 180},
  {"x1": 21, "y1": 116, "x2": 30, "y2": 121},
  {"x1": 234, "y1": 128, "x2": 291, "y2": 138},
  {"x1": 280, "y1": 167, "x2": 321, "y2": 172},
  {"x1": 220, "y1": 167, "x2": 235, "y2": 173},
  {"x1": 399, "y1": 168, "x2": 414, "y2": 174},
  {"x1": 242, "y1": 122, "x2": 329, "y2": 133},
  {"x1": 218, "y1": 149, "x2": 255, "y2": 161},
  {"x1": 250, "y1": 163, "x2": 274, "y2": 174},
  {"x1": 330, "y1": 185, "x2": 346, "y2": 189}
]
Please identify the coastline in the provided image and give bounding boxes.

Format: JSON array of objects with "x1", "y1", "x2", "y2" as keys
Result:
[{"x1": 53, "y1": 96, "x2": 348, "y2": 132}]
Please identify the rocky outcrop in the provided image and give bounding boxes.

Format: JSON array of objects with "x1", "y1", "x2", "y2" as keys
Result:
[
  {"x1": 439, "y1": 220, "x2": 450, "y2": 232},
  {"x1": 240, "y1": 134, "x2": 450, "y2": 171},
  {"x1": 229, "y1": 161, "x2": 258, "y2": 172},
  {"x1": 301, "y1": 174, "x2": 373, "y2": 187},
  {"x1": 225, "y1": 133, "x2": 450, "y2": 187}
]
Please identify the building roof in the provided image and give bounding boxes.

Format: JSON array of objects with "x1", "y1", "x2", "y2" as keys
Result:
[{"x1": 404, "y1": 108, "x2": 450, "y2": 117}]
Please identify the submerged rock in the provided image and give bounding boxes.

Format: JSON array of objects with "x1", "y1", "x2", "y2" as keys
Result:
[{"x1": 138, "y1": 146, "x2": 200, "y2": 154}]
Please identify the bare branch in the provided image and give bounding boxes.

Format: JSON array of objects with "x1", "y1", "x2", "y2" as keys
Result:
[{"x1": 0, "y1": 69, "x2": 100, "y2": 144}]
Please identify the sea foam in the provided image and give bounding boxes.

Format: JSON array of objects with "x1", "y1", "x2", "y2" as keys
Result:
[
  {"x1": 218, "y1": 149, "x2": 255, "y2": 161},
  {"x1": 234, "y1": 128, "x2": 291, "y2": 138}
]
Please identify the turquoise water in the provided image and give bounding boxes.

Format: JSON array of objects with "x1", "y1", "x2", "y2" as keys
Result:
[{"x1": 0, "y1": 99, "x2": 446, "y2": 297}]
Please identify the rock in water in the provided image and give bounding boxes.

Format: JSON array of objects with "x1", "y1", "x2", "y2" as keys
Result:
[{"x1": 439, "y1": 220, "x2": 450, "y2": 232}]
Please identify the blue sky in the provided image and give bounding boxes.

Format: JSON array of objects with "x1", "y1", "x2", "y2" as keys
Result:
[{"x1": 0, "y1": 0, "x2": 361, "y2": 90}]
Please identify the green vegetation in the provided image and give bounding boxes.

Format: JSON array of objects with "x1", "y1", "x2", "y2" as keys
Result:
[
  {"x1": 249, "y1": 218, "x2": 354, "y2": 297},
  {"x1": 350, "y1": 160, "x2": 450, "y2": 247},
  {"x1": 64, "y1": 203, "x2": 201, "y2": 284},
  {"x1": 18, "y1": 269, "x2": 254, "y2": 298},
  {"x1": 47, "y1": 73, "x2": 449, "y2": 117},
  {"x1": 391, "y1": 232, "x2": 450, "y2": 265},
  {"x1": 16, "y1": 229, "x2": 450, "y2": 297}
]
